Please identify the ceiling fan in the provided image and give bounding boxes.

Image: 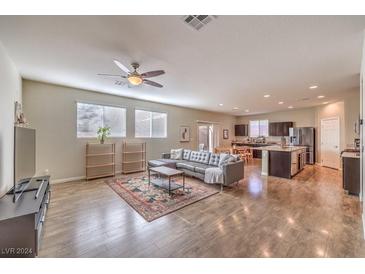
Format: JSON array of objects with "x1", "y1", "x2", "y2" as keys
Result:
[{"x1": 98, "y1": 60, "x2": 165, "y2": 88}]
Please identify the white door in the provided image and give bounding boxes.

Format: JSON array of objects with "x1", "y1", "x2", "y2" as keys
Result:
[
  {"x1": 197, "y1": 123, "x2": 220, "y2": 152},
  {"x1": 321, "y1": 117, "x2": 340, "y2": 169}
]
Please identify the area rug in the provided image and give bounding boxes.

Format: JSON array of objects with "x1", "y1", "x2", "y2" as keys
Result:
[{"x1": 106, "y1": 175, "x2": 219, "y2": 222}]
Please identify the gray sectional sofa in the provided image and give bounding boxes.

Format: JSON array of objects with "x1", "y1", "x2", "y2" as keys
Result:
[{"x1": 149, "y1": 149, "x2": 244, "y2": 189}]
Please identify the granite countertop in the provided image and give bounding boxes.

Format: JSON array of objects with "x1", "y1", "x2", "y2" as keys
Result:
[
  {"x1": 253, "y1": 145, "x2": 307, "y2": 152},
  {"x1": 232, "y1": 142, "x2": 278, "y2": 146},
  {"x1": 341, "y1": 152, "x2": 360, "y2": 159}
]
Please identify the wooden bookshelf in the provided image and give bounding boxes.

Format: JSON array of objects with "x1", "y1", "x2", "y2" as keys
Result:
[
  {"x1": 122, "y1": 141, "x2": 146, "y2": 174},
  {"x1": 86, "y1": 143, "x2": 115, "y2": 180}
]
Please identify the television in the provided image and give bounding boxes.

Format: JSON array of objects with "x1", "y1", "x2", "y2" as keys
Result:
[{"x1": 13, "y1": 127, "x2": 36, "y2": 202}]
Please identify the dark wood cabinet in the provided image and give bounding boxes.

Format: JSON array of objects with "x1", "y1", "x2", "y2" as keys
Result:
[
  {"x1": 0, "y1": 176, "x2": 51, "y2": 257},
  {"x1": 269, "y1": 151, "x2": 292, "y2": 179},
  {"x1": 342, "y1": 156, "x2": 360, "y2": 195},
  {"x1": 269, "y1": 122, "x2": 293, "y2": 136},
  {"x1": 269, "y1": 123, "x2": 278, "y2": 136},
  {"x1": 235, "y1": 124, "x2": 248, "y2": 136},
  {"x1": 282, "y1": 122, "x2": 293, "y2": 136}
]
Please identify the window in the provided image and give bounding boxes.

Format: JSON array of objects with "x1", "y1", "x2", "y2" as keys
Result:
[
  {"x1": 77, "y1": 102, "x2": 126, "y2": 138},
  {"x1": 135, "y1": 109, "x2": 167, "y2": 138},
  {"x1": 249, "y1": 120, "x2": 268, "y2": 137}
]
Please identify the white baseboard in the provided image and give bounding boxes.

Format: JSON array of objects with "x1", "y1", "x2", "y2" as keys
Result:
[
  {"x1": 51, "y1": 176, "x2": 86, "y2": 184},
  {"x1": 50, "y1": 170, "x2": 123, "y2": 184}
]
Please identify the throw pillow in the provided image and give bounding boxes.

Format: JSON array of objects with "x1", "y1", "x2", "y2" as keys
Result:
[
  {"x1": 170, "y1": 148, "x2": 183, "y2": 160},
  {"x1": 218, "y1": 154, "x2": 236, "y2": 168},
  {"x1": 218, "y1": 153, "x2": 229, "y2": 166}
]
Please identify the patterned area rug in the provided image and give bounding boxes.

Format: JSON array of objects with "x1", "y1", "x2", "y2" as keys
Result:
[{"x1": 106, "y1": 175, "x2": 219, "y2": 222}]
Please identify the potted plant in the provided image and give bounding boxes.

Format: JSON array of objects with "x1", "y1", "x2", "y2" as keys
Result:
[{"x1": 97, "y1": 126, "x2": 111, "y2": 144}]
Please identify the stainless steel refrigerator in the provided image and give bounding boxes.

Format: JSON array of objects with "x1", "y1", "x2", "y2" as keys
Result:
[{"x1": 289, "y1": 127, "x2": 315, "y2": 164}]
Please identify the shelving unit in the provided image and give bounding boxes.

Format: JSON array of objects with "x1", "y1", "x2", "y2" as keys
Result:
[
  {"x1": 122, "y1": 141, "x2": 146, "y2": 174},
  {"x1": 86, "y1": 143, "x2": 115, "y2": 180}
]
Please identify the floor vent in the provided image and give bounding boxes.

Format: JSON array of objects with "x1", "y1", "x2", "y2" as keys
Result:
[{"x1": 181, "y1": 15, "x2": 217, "y2": 31}]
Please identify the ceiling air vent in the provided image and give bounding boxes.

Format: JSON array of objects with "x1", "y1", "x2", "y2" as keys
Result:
[
  {"x1": 182, "y1": 15, "x2": 217, "y2": 31},
  {"x1": 115, "y1": 80, "x2": 125, "y2": 86}
]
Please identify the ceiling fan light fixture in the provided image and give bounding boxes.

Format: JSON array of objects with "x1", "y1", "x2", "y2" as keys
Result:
[
  {"x1": 128, "y1": 74, "x2": 143, "y2": 86},
  {"x1": 102, "y1": 61, "x2": 164, "y2": 88}
]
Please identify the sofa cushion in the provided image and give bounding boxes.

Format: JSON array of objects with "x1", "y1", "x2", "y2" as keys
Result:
[
  {"x1": 182, "y1": 149, "x2": 191, "y2": 160},
  {"x1": 176, "y1": 162, "x2": 195, "y2": 171},
  {"x1": 193, "y1": 163, "x2": 211, "y2": 174},
  {"x1": 157, "y1": 159, "x2": 185, "y2": 169},
  {"x1": 148, "y1": 160, "x2": 168, "y2": 167},
  {"x1": 208, "y1": 153, "x2": 220, "y2": 166},
  {"x1": 189, "y1": 151, "x2": 211, "y2": 164},
  {"x1": 170, "y1": 148, "x2": 183, "y2": 160}
]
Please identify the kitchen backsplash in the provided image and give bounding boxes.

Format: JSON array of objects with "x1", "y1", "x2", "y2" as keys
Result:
[{"x1": 234, "y1": 136, "x2": 289, "y2": 143}]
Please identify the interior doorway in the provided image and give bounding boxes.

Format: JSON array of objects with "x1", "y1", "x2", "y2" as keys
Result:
[
  {"x1": 197, "y1": 123, "x2": 220, "y2": 152},
  {"x1": 320, "y1": 117, "x2": 340, "y2": 169}
]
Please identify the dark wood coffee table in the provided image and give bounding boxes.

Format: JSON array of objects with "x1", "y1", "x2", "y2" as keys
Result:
[{"x1": 148, "y1": 166, "x2": 185, "y2": 195}]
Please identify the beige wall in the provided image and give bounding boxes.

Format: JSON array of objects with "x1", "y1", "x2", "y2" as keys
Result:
[
  {"x1": 344, "y1": 89, "x2": 361, "y2": 147},
  {"x1": 21, "y1": 78, "x2": 361, "y2": 182},
  {"x1": 361, "y1": 35, "x2": 365, "y2": 229},
  {"x1": 236, "y1": 107, "x2": 318, "y2": 157},
  {"x1": 0, "y1": 43, "x2": 22, "y2": 197},
  {"x1": 314, "y1": 101, "x2": 346, "y2": 164},
  {"x1": 235, "y1": 107, "x2": 316, "y2": 144},
  {"x1": 235, "y1": 96, "x2": 360, "y2": 164},
  {"x1": 22, "y1": 80, "x2": 235, "y2": 182},
  {"x1": 235, "y1": 107, "x2": 317, "y2": 128}
]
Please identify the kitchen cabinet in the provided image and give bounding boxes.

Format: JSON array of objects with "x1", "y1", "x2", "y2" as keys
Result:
[
  {"x1": 269, "y1": 122, "x2": 278, "y2": 136},
  {"x1": 268, "y1": 148, "x2": 306, "y2": 179},
  {"x1": 269, "y1": 151, "x2": 292, "y2": 178},
  {"x1": 282, "y1": 122, "x2": 293, "y2": 136},
  {"x1": 342, "y1": 153, "x2": 360, "y2": 195},
  {"x1": 269, "y1": 122, "x2": 293, "y2": 136},
  {"x1": 234, "y1": 124, "x2": 248, "y2": 136}
]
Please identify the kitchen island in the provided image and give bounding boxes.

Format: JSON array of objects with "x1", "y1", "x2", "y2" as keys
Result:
[{"x1": 254, "y1": 145, "x2": 307, "y2": 179}]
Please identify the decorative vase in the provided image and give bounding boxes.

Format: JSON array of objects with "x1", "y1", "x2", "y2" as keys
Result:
[{"x1": 100, "y1": 137, "x2": 105, "y2": 144}]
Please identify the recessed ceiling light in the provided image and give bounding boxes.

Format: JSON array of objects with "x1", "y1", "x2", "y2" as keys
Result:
[
  {"x1": 264, "y1": 94, "x2": 271, "y2": 98},
  {"x1": 309, "y1": 85, "x2": 318, "y2": 89},
  {"x1": 317, "y1": 95, "x2": 325, "y2": 99},
  {"x1": 245, "y1": 109, "x2": 249, "y2": 112},
  {"x1": 218, "y1": 103, "x2": 223, "y2": 106},
  {"x1": 278, "y1": 101, "x2": 284, "y2": 104},
  {"x1": 288, "y1": 106, "x2": 294, "y2": 109},
  {"x1": 323, "y1": 102, "x2": 328, "y2": 105},
  {"x1": 233, "y1": 107, "x2": 239, "y2": 110}
]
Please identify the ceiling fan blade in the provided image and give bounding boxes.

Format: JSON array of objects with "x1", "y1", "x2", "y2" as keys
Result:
[
  {"x1": 97, "y1": 73, "x2": 126, "y2": 78},
  {"x1": 143, "y1": 79, "x2": 163, "y2": 88},
  {"x1": 141, "y1": 70, "x2": 165, "y2": 78},
  {"x1": 113, "y1": 60, "x2": 130, "y2": 74}
]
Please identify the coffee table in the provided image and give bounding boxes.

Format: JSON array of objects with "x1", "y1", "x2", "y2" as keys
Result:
[{"x1": 148, "y1": 166, "x2": 185, "y2": 195}]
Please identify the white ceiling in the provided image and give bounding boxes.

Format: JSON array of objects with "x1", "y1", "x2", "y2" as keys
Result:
[{"x1": 0, "y1": 16, "x2": 364, "y2": 115}]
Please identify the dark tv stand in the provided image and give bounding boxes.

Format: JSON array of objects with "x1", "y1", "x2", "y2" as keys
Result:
[
  {"x1": 0, "y1": 176, "x2": 51, "y2": 257},
  {"x1": 7, "y1": 178, "x2": 45, "y2": 195}
]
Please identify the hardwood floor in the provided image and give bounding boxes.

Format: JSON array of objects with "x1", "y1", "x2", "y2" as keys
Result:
[{"x1": 39, "y1": 160, "x2": 365, "y2": 257}]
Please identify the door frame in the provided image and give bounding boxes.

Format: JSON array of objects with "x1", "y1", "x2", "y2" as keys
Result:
[
  {"x1": 320, "y1": 116, "x2": 340, "y2": 169},
  {"x1": 196, "y1": 122, "x2": 220, "y2": 152},
  {"x1": 197, "y1": 123, "x2": 210, "y2": 151}
]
